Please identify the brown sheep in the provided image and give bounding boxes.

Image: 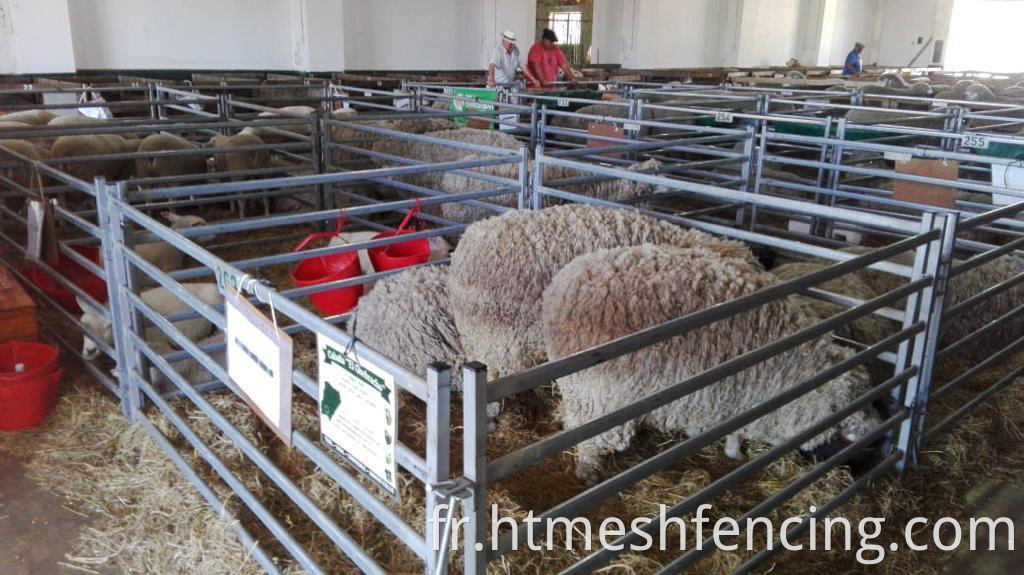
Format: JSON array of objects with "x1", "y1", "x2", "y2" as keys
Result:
[{"x1": 209, "y1": 132, "x2": 272, "y2": 216}]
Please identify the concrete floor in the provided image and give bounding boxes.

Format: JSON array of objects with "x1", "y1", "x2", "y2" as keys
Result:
[{"x1": 0, "y1": 447, "x2": 104, "y2": 575}]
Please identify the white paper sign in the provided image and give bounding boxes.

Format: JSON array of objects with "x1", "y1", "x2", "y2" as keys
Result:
[
  {"x1": 714, "y1": 111, "x2": 735, "y2": 123},
  {"x1": 26, "y1": 200, "x2": 44, "y2": 261},
  {"x1": 225, "y1": 288, "x2": 293, "y2": 445},
  {"x1": 557, "y1": 97, "x2": 570, "y2": 107},
  {"x1": 622, "y1": 122, "x2": 641, "y2": 132},
  {"x1": 961, "y1": 133, "x2": 990, "y2": 150},
  {"x1": 498, "y1": 113, "x2": 518, "y2": 131},
  {"x1": 318, "y1": 333, "x2": 398, "y2": 498},
  {"x1": 991, "y1": 164, "x2": 1024, "y2": 206},
  {"x1": 393, "y1": 98, "x2": 412, "y2": 110}
]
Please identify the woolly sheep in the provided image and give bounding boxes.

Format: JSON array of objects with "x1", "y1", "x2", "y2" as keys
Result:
[
  {"x1": 330, "y1": 114, "x2": 456, "y2": 164},
  {"x1": 542, "y1": 244, "x2": 878, "y2": 482},
  {"x1": 1, "y1": 109, "x2": 56, "y2": 126},
  {"x1": 771, "y1": 261, "x2": 892, "y2": 345},
  {"x1": 51, "y1": 134, "x2": 137, "y2": 182},
  {"x1": 355, "y1": 265, "x2": 465, "y2": 389},
  {"x1": 135, "y1": 132, "x2": 208, "y2": 181},
  {"x1": 448, "y1": 204, "x2": 756, "y2": 377},
  {"x1": 252, "y1": 105, "x2": 317, "y2": 143},
  {"x1": 370, "y1": 127, "x2": 519, "y2": 182},
  {"x1": 438, "y1": 156, "x2": 664, "y2": 223},
  {"x1": 79, "y1": 282, "x2": 222, "y2": 360},
  {"x1": 817, "y1": 247, "x2": 1024, "y2": 361}
]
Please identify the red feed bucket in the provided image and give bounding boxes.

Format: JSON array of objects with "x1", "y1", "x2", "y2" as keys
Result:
[
  {"x1": 0, "y1": 341, "x2": 59, "y2": 381},
  {"x1": 23, "y1": 245, "x2": 108, "y2": 313},
  {"x1": 368, "y1": 229, "x2": 431, "y2": 272},
  {"x1": 292, "y1": 251, "x2": 363, "y2": 315},
  {"x1": 0, "y1": 369, "x2": 63, "y2": 431}
]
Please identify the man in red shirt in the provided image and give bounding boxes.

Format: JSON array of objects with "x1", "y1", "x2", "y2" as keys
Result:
[{"x1": 527, "y1": 28, "x2": 577, "y2": 89}]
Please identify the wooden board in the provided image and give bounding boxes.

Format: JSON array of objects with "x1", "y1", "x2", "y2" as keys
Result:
[
  {"x1": 587, "y1": 123, "x2": 624, "y2": 160},
  {"x1": 892, "y1": 158, "x2": 959, "y2": 209},
  {"x1": 0, "y1": 267, "x2": 38, "y2": 343}
]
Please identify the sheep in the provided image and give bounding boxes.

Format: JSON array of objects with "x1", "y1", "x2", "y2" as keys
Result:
[
  {"x1": 208, "y1": 132, "x2": 272, "y2": 217},
  {"x1": 771, "y1": 261, "x2": 893, "y2": 346},
  {"x1": 78, "y1": 282, "x2": 222, "y2": 360},
  {"x1": 50, "y1": 134, "x2": 137, "y2": 182},
  {"x1": 330, "y1": 114, "x2": 457, "y2": 165},
  {"x1": 47, "y1": 114, "x2": 108, "y2": 127},
  {"x1": 134, "y1": 211, "x2": 212, "y2": 273},
  {"x1": 447, "y1": 204, "x2": 756, "y2": 378},
  {"x1": 438, "y1": 156, "x2": 664, "y2": 223},
  {"x1": 134, "y1": 132, "x2": 208, "y2": 182},
  {"x1": 964, "y1": 83, "x2": 997, "y2": 102},
  {"x1": 355, "y1": 265, "x2": 465, "y2": 389},
  {"x1": 814, "y1": 247, "x2": 1024, "y2": 362},
  {"x1": 0, "y1": 121, "x2": 33, "y2": 132},
  {"x1": 1, "y1": 109, "x2": 56, "y2": 126},
  {"x1": 148, "y1": 333, "x2": 226, "y2": 392},
  {"x1": 251, "y1": 105, "x2": 318, "y2": 143},
  {"x1": 370, "y1": 127, "x2": 520, "y2": 191},
  {"x1": 0, "y1": 139, "x2": 50, "y2": 190},
  {"x1": 878, "y1": 73, "x2": 912, "y2": 91},
  {"x1": 541, "y1": 244, "x2": 878, "y2": 482}
]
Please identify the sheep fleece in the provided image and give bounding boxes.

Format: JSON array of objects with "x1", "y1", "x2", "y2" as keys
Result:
[
  {"x1": 356, "y1": 266, "x2": 465, "y2": 389},
  {"x1": 542, "y1": 244, "x2": 874, "y2": 477},
  {"x1": 448, "y1": 204, "x2": 755, "y2": 377}
]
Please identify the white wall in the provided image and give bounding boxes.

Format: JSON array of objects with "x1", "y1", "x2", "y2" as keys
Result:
[
  {"x1": 829, "y1": 0, "x2": 878, "y2": 65},
  {"x1": 871, "y1": 0, "x2": 953, "y2": 66},
  {"x1": 0, "y1": 0, "x2": 76, "y2": 74},
  {"x1": 67, "y1": 0, "x2": 293, "y2": 70},
  {"x1": 735, "y1": 0, "x2": 803, "y2": 66}
]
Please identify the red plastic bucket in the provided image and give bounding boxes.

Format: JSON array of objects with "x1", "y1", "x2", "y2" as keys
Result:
[
  {"x1": 0, "y1": 341, "x2": 59, "y2": 381},
  {"x1": 23, "y1": 245, "x2": 108, "y2": 313},
  {"x1": 0, "y1": 369, "x2": 62, "y2": 431},
  {"x1": 291, "y1": 217, "x2": 364, "y2": 315},
  {"x1": 368, "y1": 229, "x2": 430, "y2": 272}
]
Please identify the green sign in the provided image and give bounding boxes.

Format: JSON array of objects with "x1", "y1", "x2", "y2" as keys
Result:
[{"x1": 450, "y1": 88, "x2": 498, "y2": 128}]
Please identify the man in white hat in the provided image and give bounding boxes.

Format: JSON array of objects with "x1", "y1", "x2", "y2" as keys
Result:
[{"x1": 487, "y1": 29, "x2": 538, "y2": 88}]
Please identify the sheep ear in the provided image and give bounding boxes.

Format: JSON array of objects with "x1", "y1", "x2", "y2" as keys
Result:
[
  {"x1": 161, "y1": 211, "x2": 177, "y2": 223},
  {"x1": 76, "y1": 296, "x2": 88, "y2": 313}
]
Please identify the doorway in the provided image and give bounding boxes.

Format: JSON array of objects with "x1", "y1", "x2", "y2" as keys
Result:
[{"x1": 535, "y1": 0, "x2": 593, "y2": 67}]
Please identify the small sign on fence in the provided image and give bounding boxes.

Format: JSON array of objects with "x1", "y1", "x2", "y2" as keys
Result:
[
  {"x1": 587, "y1": 123, "x2": 624, "y2": 160},
  {"x1": 317, "y1": 333, "x2": 399, "y2": 498},
  {"x1": 714, "y1": 111, "x2": 735, "y2": 124},
  {"x1": 892, "y1": 158, "x2": 960, "y2": 209},
  {"x1": 961, "y1": 133, "x2": 990, "y2": 150},
  {"x1": 498, "y1": 113, "x2": 519, "y2": 131},
  {"x1": 225, "y1": 288, "x2": 293, "y2": 446},
  {"x1": 557, "y1": 97, "x2": 570, "y2": 107},
  {"x1": 25, "y1": 199, "x2": 57, "y2": 266}
]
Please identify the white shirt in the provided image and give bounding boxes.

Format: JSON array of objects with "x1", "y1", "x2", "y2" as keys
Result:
[{"x1": 489, "y1": 43, "x2": 522, "y2": 85}]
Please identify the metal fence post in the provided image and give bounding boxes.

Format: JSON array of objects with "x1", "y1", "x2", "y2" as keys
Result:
[
  {"x1": 532, "y1": 144, "x2": 546, "y2": 211},
  {"x1": 895, "y1": 212, "x2": 957, "y2": 471},
  {"x1": 462, "y1": 363, "x2": 488, "y2": 575},
  {"x1": 517, "y1": 145, "x2": 530, "y2": 210},
  {"x1": 425, "y1": 363, "x2": 452, "y2": 575},
  {"x1": 95, "y1": 178, "x2": 139, "y2": 418}
]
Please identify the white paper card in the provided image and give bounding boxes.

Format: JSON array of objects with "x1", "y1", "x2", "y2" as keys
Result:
[
  {"x1": 498, "y1": 113, "x2": 518, "y2": 131},
  {"x1": 318, "y1": 333, "x2": 399, "y2": 498},
  {"x1": 991, "y1": 164, "x2": 1024, "y2": 206},
  {"x1": 26, "y1": 200, "x2": 44, "y2": 261},
  {"x1": 225, "y1": 288, "x2": 293, "y2": 445}
]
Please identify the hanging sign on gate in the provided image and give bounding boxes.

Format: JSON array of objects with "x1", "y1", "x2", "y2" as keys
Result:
[
  {"x1": 317, "y1": 333, "x2": 399, "y2": 498},
  {"x1": 225, "y1": 287, "x2": 293, "y2": 446}
]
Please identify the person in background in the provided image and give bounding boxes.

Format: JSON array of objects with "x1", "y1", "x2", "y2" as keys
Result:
[
  {"x1": 487, "y1": 29, "x2": 538, "y2": 88},
  {"x1": 843, "y1": 42, "x2": 865, "y2": 78},
  {"x1": 527, "y1": 28, "x2": 577, "y2": 89}
]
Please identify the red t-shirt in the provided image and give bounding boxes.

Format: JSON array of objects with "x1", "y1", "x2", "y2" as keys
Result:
[{"x1": 527, "y1": 43, "x2": 566, "y2": 86}]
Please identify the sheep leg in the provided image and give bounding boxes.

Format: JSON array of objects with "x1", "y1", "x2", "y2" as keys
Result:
[
  {"x1": 724, "y1": 433, "x2": 745, "y2": 461},
  {"x1": 486, "y1": 401, "x2": 502, "y2": 432}
]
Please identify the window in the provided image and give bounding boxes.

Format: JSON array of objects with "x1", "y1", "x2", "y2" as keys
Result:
[{"x1": 548, "y1": 11, "x2": 582, "y2": 45}]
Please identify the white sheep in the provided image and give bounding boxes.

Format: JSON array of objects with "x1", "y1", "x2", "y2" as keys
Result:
[
  {"x1": 1, "y1": 109, "x2": 56, "y2": 126},
  {"x1": 208, "y1": 131, "x2": 273, "y2": 216},
  {"x1": 251, "y1": 105, "x2": 318, "y2": 143},
  {"x1": 438, "y1": 156, "x2": 664, "y2": 223},
  {"x1": 134, "y1": 212, "x2": 213, "y2": 273},
  {"x1": 370, "y1": 127, "x2": 520, "y2": 191},
  {"x1": 135, "y1": 132, "x2": 208, "y2": 181},
  {"x1": 148, "y1": 333, "x2": 226, "y2": 392},
  {"x1": 447, "y1": 204, "x2": 755, "y2": 378},
  {"x1": 329, "y1": 114, "x2": 456, "y2": 165},
  {"x1": 78, "y1": 282, "x2": 222, "y2": 360},
  {"x1": 542, "y1": 244, "x2": 879, "y2": 482},
  {"x1": 51, "y1": 134, "x2": 137, "y2": 182},
  {"x1": 47, "y1": 114, "x2": 108, "y2": 127},
  {"x1": 355, "y1": 265, "x2": 465, "y2": 389}
]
